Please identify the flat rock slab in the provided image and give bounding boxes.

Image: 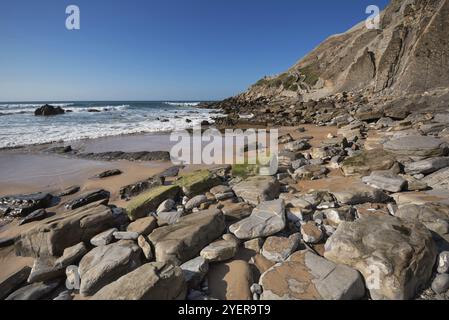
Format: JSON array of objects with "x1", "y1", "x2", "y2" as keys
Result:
[
  {"x1": 180, "y1": 256, "x2": 209, "y2": 289},
  {"x1": 79, "y1": 241, "x2": 142, "y2": 296},
  {"x1": 259, "y1": 251, "x2": 365, "y2": 300},
  {"x1": 405, "y1": 157, "x2": 449, "y2": 175},
  {"x1": 5, "y1": 280, "x2": 60, "y2": 300},
  {"x1": 362, "y1": 171, "x2": 407, "y2": 193},
  {"x1": 232, "y1": 176, "x2": 280, "y2": 206},
  {"x1": 324, "y1": 215, "x2": 437, "y2": 300},
  {"x1": 119, "y1": 176, "x2": 165, "y2": 200},
  {"x1": 200, "y1": 239, "x2": 238, "y2": 262},
  {"x1": 78, "y1": 151, "x2": 171, "y2": 162},
  {"x1": 148, "y1": 209, "x2": 225, "y2": 266},
  {"x1": 383, "y1": 136, "x2": 448, "y2": 157},
  {"x1": 126, "y1": 216, "x2": 157, "y2": 236},
  {"x1": 65, "y1": 189, "x2": 110, "y2": 210},
  {"x1": 18, "y1": 209, "x2": 49, "y2": 226},
  {"x1": 92, "y1": 263, "x2": 186, "y2": 300},
  {"x1": 396, "y1": 203, "x2": 449, "y2": 237},
  {"x1": 126, "y1": 185, "x2": 180, "y2": 221},
  {"x1": 422, "y1": 167, "x2": 449, "y2": 190},
  {"x1": 341, "y1": 149, "x2": 396, "y2": 176},
  {"x1": 15, "y1": 202, "x2": 121, "y2": 258},
  {"x1": 331, "y1": 181, "x2": 390, "y2": 205},
  {"x1": 229, "y1": 199, "x2": 286, "y2": 240}
]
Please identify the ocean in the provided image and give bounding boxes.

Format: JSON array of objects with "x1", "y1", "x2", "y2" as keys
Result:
[{"x1": 0, "y1": 101, "x2": 219, "y2": 149}]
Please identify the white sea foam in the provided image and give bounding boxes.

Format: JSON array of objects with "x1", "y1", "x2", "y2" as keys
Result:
[{"x1": 164, "y1": 102, "x2": 201, "y2": 107}]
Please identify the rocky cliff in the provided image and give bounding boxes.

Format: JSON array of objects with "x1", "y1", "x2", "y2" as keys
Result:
[{"x1": 237, "y1": 0, "x2": 449, "y2": 106}]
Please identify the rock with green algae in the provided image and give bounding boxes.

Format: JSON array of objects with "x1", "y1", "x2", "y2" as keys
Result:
[
  {"x1": 174, "y1": 170, "x2": 221, "y2": 197},
  {"x1": 126, "y1": 185, "x2": 180, "y2": 221}
]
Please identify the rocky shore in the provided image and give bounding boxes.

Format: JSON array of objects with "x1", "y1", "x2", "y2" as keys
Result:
[{"x1": 1, "y1": 110, "x2": 449, "y2": 300}]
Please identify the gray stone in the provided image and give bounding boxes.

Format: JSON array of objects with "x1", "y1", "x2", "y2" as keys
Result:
[
  {"x1": 324, "y1": 215, "x2": 437, "y2": 300},
  {"x1": 332, "y1": 182, "x2": 390, "y2": 205},
  {"x1": 157, "y1": 211, "x2": 183, "y2": 225},
  {"x1": 431, "y1": 274, "x2": 449, "y2": 294},
  {"x1": 113, "y1": 231, "x2": 140, "y2": 241},
  {"x1": 0, "y1": 192, "x2": 54, "y2": 218},
  {"x1": 185, "y1": 195, "x2": 209, "y2": 211},
  {"x1": 261, "y1": 233, "x2": 301, "y2": 262},
  {"x1": 137, "y1": 235, "x2": 153, "y2": 260},
  {"x1": 92, "y1": 263, "x2": 187, "y2": 300},
  {"x1": 18, "y1": 209, "x2": 49, "y2": 226},
  {"x1": 437, "y1": 251, "x2": 449, "y2": 274},
  {"x1": 405, "y1": 157, "x2": 449, "y2": 175},
  {"x1": 148, "y1": 209, "x2": 226, "y2": 265},
  {"x1": 5, "y1": 280, "x2": 60, "y2": 300},
  {"x1": 126, "y1": 216, "x2": 157, "y2": 236},
  {"x1": 220, "y1": 202, "x2": 253, "y2": 222},
  {"x1": 0, "y1": 266, "x2": 31, "y2": 300},
  {"x1": 65, "y1": 189, "x2": 110, "y2": 210},
  {"x1": 259, "y1": 251, "x2": 365, "y2": 300},
  {"x1": 55, "y1": 242, "x2": 88, "y2": 268},
  {"x1": 27, "y1": 257, "x2": 65, "y2": 283},
  {"x1": 422, "y1": 167, "x2": 449, "y2": 190},
  {"x1": 180, "y1": 256, "x2": 209, "y2": 289},
  {"x1": 200, "y1": 238, "x2": 238, "y2": 262},
  {"x1": 90, "y1": 228, "x2": 117, "y2": 247},
  {"x1": 396, "y1": 203, "x2": 449, "y2": 237},
  {"x1": 78, "y1": 241, "x2": 142, "y2": 296},
  {"x1": 323, "y1": 206, "x2": 355, "y2": 226},
  {"x1": 301, "y1": 221, "x2": 324, "y2": 244},
  {"x1": 157, "y1": 199, "x2": 176, "y2": 214},
  {"x1": 53, "y1": 290, "x2": 73, "y2": 300},
  {"x1": 232, "y1": 176, "x2": 280, "y2": 206},
  {"x1": 362, "y1": 171, "x2": 407, "y2": 193},
  {"x1": 384, "y1": 136, "x2": 447, "y2": 157},
  {"x1": 229, "y1": 199, "x2": 286, "y2": 240}
]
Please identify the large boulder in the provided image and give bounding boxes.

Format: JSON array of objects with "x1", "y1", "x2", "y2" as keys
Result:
[
  {"x1": 396, "y1": 203, "x2": 449, "y2": 238},
  {"x1": 229, "y1": 199, "x2": 286, "y2": 240},
  {"x1": 324, "y1": 215, "x2": 437, "y2": 300},
  {"x1": 232, "y1": 176, "x2": 280, "y2": 206},
  {"x1": 92, "y1": 263, "x2": 186, "y2": 300},
  {"x1": 341, "y1": 149, "x2": 396, "y2": 176},
  {"x1": 0, "y1": 266, "x2": 31, "y2": 300},
  {"x1": 126, "y1": 185, "x2": 180, "y2": 221},
  {"x1": 34, "y1": 104, "x2": 65, "y2": 116},
  {"x1": 175, "y1": 170, "x2": 221, "y2": 197},
  {"x1": 383, "y1": 136, "x2": 448, "y2": 157},
  {"x1": 119, "y1": 176, "x2": 165, "y2": 200},
  {"x1": 207, "y1": 260, "x2": 253, "y2": 300},
  {"x1": 79, "y1": 241, "x2": 142, "y2": 296},
  {"x1": 259, "y1": 251, "x2": 365, "y2": 300},
  {"x1": 15, "y1": 202, "x2": 123, "y2": 258},
  {"x1": 148, "y1": 209, "x2": 226, "y2": 265}
]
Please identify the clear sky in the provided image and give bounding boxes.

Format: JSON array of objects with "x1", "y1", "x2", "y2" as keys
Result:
[{"x1": 0, "y1": 0, "x2": 389, "y2": 102}]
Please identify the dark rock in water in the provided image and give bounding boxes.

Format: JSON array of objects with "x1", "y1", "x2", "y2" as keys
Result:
[
  {"x1": 56, "y1": 186, "x2": 80, "y2": 197},
  {"x1": 47, "y1": 145, "x2": 73, "y2": 154},
  {"x1": 0, "y1": 237, "x2": 17, "y2": 248},
  {"x1": 0, "y1": 192, "x2": 55, "y2": 217},
  {"x1": 186, "y1": 119, "x2": 192, "y2": 123},
  {"x1": 18, "y1": 209, "x2": 49, "y2": 226},
  {"x1": 77, "y1": 151, "x2": 171, "y2": 162},
  {"x1": 5, "y1": 280, "x2": 60, "y2": 300},
  {"x1": 88, "y1": 108, "x2": 101, "y2": 113},
  {"x1": 201, "y1": 120, "x2": 210, "y2": 126},
  {"x1": 94, "y1": 169, "x2": 122, "y2": 179},
  {"x1": 0, "y1": 266, "x2": 31, "y2": 300},
  {"x1": 158, "y1": 166, "x2": 183, "y2": 178},
  {"x1": 34, "y1": 104, "x2": 65, "y2": 116},
  {"x1": 120, "y1": 176, "x2": 165, "y2": 200},
  {"x1": 65, "y1": 189, "x2": 110, "y2": 210}
]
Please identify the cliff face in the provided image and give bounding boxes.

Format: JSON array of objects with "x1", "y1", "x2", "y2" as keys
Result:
[{"x1": 240, "y1": 0, "x2": 449, "y2": 103}]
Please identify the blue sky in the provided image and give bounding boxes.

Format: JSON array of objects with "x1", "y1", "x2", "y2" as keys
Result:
[{"x1": 0, "y1": 0, "x2": 389, "y2": 101}]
